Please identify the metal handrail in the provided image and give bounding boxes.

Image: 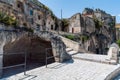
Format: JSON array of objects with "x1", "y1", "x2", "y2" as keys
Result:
[
  {"x1": 45, "y1": 48, "x2": 60, "y2": 68},
  {"x1": 0, "y1": 51, "x2": 27, "y2": 78},
  {"x1": 0, "y1": 52, "x2": 25, "y2": 55}
]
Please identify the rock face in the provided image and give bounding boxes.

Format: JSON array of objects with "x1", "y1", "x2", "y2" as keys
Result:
[
  {"x1": 65, "y1": 8, "x2": 116, "y2": 54},
  {"x1": 0, "y1": 0, "x2": 58, "y2": 31},
  {"x1": 35, "y1": 31, "x2": 71, "y2": 62},
  {"x1": 0, "y1": 30, "x2": 26, "y2": 77},
  {"x1": 0, "y1": 30, "x2": 71, "y2": 77}
]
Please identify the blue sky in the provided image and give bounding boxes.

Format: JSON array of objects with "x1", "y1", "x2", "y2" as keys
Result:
[{"x1": 39, "y1": 0, "x2": 120, "y2": 23}]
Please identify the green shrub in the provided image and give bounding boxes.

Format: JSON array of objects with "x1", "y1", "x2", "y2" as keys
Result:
[
  {"x1": 0, "y1": 11, "x2": 18, "y2": 27},
  {"x1": 117, "y1": 39, "x2": 120, "y2": 47},
  {"x1": 65, "y1": 35, "x2": 75, "y2": 40},
  {"x1": 93, "y1": 16, "x2": 103, "y2": 29},
  {"x1": 81, "y1": 35, "x2": 89, "y2": 42}
]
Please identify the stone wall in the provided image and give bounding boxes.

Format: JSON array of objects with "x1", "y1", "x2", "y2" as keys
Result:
[
  {"x1": 35, "y1": 31, "x2": 71, "y2": 62},
  {"x1": 68, "y1": 13, "x2": 82, "y2": 33},
  {"x1": 0, "y1": 30, "x2": 26, "y2": 77},
  {"x1": 60, "y1": 36, "x2": 87, "y2": 53}
]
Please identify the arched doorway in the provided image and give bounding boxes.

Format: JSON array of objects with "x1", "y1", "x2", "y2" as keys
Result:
[{"x1": 3, "y1": 35, "x2": 55, "y2": 77}]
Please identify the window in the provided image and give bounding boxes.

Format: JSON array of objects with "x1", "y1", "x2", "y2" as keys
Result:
[
  {"x1": 36, "y1": 24, "x2": 40, "y2": 31},
  {"x1": 17, "y1": 4, "x2": 20, "y2": 8},
  {"x1": 38, "y1": 15, "x2": 41, "y2": 20},
  {"x1": 51, "y1": 25, "x2": 53, "y2": 30},
  {"x1": 30, "y1": 10, "x2": 33, "y2": 16}
]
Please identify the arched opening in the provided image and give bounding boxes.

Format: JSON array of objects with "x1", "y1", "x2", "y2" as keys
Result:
[{"x1": 3, "y1": 35, "x2": 55, "y2": 77}]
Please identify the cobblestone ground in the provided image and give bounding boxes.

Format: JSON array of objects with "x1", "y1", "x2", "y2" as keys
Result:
[{"x1": 1, "y1": 59, "x2": 120, "y2": 80}]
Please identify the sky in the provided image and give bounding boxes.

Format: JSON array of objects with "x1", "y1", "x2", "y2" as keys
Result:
[{"x1": 39, "y1": 0, "x2": 120, "y2": 23}]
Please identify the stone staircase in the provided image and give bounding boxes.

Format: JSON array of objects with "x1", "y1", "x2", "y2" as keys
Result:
[{"x1": 66, "y1": 47, "x2": 117, "y2": 65}]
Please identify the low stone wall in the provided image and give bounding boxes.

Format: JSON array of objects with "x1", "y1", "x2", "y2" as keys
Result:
[
  {"x1": 60, "y1": 36, "x2": 87, "y2": 52},
  {"x1": 105, "y1": 66, "x2": 120, "y2": 80}
]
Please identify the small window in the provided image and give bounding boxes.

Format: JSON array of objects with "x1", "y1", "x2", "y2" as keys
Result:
[
  {"x1": 38, "y1": 15, "x2": 41, "y2": 20},
  {"x1": 17, "y1": 4, "x2": 20, "y2": 8},
  {"x1": 51, "y1": 25, "x2": 53, "y2": 30},
  {"x1": 30, "y1": 10, "x2": 33, "y2": 16}
]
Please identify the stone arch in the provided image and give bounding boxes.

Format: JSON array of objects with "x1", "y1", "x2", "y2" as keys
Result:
[{"x1": 0, "y1": 31, "x2": 71, "y2": 77}]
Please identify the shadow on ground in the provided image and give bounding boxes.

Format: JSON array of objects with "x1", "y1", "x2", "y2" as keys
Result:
[{"x1": 47, "y1": 59, "x2": 74, "y2": 69}]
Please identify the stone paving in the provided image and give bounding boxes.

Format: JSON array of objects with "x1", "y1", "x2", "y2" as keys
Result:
[
  {"x1": 66, "y1": 48, "x2": 117, "y2": 64},
  {"x1": 1, "y1": 59, "x2": 120, "y2": 80}
]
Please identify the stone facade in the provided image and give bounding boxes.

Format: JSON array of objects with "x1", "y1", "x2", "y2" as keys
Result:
[
  {"x1": 0, "y1": 0, "x2": 56, "y2": 31},
  {"x1": 68, "y1": 13, "x2": 82, "y2": 33}
]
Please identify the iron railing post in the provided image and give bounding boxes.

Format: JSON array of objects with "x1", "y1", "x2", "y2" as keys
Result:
[
  {"x1": 45, "y1": 49, "x2": 47, "y2": 68},
  {"x1": 24, "y1": 52, "x2": 27, "y2": 75}
]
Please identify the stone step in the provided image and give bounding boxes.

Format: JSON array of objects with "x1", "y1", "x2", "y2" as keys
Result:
[
  {"x1": 65, "y1": 47, "x2": 116, "y2": 65},
  {"x1": 67, "y1": 50, "x2": 78, "y2": 55},
  {"x1": 72, "y1": 53, "x2": 117, "y2": 65},
  {"x1": 66, "y1": 48, "x2": 73, "y2": 52}
]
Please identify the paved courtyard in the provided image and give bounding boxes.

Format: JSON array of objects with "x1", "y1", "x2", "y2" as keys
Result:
[{"x1": 1, "y1": 59, "x2": 120, "y2": 80}]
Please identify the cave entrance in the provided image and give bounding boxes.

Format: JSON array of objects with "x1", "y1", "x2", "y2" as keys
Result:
[
  {"x1": 3, "y1": 35, "x2": 55, "y2": 77},
  {"x1": 27, "y1": 36, "x2": 55, "y2": 70}
]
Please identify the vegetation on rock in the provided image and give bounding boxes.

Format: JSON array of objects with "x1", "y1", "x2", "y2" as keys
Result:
[
  {"x1": 0, "y1": 11, "x2": 18, "y2": 27},
  {"x1": 80, "y1": 35, "x2": 89, "y2": 42},
  {"x1": 93, "y1": 16, "x2": 103, "y2": 29},
  {"x1": 65, "y1": 34, "x2": 75, "y2": 40},
  {"x1": 116, "y1": 39, "x2": 120, "y2": 47}
]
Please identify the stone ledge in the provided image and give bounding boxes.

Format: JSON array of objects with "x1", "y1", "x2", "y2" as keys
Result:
[
  {"x1": 105, "y1": 65, "x2": 120, "y2": 80},
  {"x1": 72, "y1": 53, "x2": 117, "y2": 65}
]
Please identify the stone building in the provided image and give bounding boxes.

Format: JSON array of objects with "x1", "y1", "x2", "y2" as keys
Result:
[
  {"x1": 0, "y1": 0, "x2": 56, "y2": 31},
  {"x1": 65, "y1": 8, "x2": 116, "y2": 54},
  {"x1": 46, "y1": 14, "x2": 56, "y2": 31},
  {"x1": 68, "y1": 13, "x2": 82, "y2": 33}
]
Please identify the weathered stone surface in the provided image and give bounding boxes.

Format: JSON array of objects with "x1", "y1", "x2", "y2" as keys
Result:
[
  {"x1": 68, "y1": 13, "x2": 82, "y2": 33},
  {"x1": 67, "y1": 8, "x2": 116, "y2": 54},
  {"x1": 0, "y1": 30, "x2": 26, "y2": 77},
  {"x1": 107, "y1": 43, "x2": 119, "y2": 61},
  {"x1": 35, "y1": 31, "x2": 71, "y2": 62},
  {"x1": 83, "y1": 16, "x2": 95, "y2": 34},
  {"x1": 0, "y1": 30, "x2": 71, "y2": 77}
]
